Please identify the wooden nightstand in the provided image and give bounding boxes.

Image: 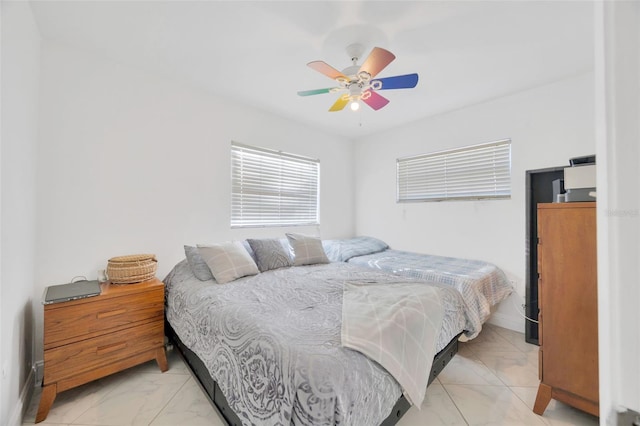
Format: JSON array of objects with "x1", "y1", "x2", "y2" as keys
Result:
[{"x1": 36, "y1": 278, "x2": 168, "y2": 423}]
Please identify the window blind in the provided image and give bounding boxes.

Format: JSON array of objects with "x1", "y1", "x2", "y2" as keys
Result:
[
  {"x1": 397, "y1": 139, "x2": 511, "y2": 202},
  {"x1": 231, "y1": 142, "x2": 320, "y2": 228}
]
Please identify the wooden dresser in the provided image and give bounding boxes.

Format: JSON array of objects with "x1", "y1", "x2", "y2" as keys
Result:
[
  {"x1": 533, "y1": 202, "x2": 598, "y2": 417},
  {"x1": 36, "y1": 278, "x2": 168, "y2": 423}
]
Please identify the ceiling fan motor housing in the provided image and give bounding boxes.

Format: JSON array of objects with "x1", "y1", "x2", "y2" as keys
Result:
[{"x1": 342, "y1": 65, "x2": 361, "y2": 78}]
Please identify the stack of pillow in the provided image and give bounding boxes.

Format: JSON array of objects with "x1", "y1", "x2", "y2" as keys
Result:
[{"x1": 184, "y1": 233, "x2": 329, "y2": 284}]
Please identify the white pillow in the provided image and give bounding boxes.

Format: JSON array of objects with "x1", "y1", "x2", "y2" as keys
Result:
[
  {"x1": 286, "y1": 233, "x2": 330, "y2": 266},
  {"x1": 197, "y1": 241, "x2": 259, "y2": 284}
]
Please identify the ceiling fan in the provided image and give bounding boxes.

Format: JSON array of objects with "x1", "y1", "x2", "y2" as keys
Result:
[{"x1": 297, "y1": 43, "x2": 419, "y2": 112}]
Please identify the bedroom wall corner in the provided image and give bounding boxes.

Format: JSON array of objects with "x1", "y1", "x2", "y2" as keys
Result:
[
  {"x1": 0, "y1": 1, "x2": 41, "y2": 425},
  {"x1": 33, "y1": 40, "x2": 356, "y2": 364}
]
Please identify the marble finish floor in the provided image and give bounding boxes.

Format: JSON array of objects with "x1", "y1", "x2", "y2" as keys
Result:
[{"x1": 23, "y1": 324, "x2": 599, "y2": 426}]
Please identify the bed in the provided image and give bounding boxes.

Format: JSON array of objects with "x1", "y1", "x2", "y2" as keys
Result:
[
  {"x1": 323, "y1": 237, "x2": 514, "y2": 339},
  {"x1": 164, "y1": 235, "x2": 475, "y2": 426}
]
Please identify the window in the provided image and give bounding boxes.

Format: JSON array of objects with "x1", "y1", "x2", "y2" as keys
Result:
[
  {"x1": 397, "y1": 139, "x2": 511, "y2": 202},
  {"x1": 231, "y1": 142, "x2": 320, "y2": 228}
]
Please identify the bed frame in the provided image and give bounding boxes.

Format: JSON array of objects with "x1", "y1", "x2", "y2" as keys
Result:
[{"x1": 165, "y1": 320, "x2": 460, "y2": 426}]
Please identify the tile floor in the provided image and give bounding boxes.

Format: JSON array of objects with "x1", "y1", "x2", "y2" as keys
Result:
[{"x1": 23, "y1": 324, "x2": 599, "y2": 426}]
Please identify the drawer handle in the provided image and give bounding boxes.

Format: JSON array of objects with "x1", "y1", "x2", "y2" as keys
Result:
[
  {"x1": 96, "y1": 341, "x2": 127, "y2": 355},
  {"x1": 96, "y1": 309, "x2": 127, "y2": 319}
]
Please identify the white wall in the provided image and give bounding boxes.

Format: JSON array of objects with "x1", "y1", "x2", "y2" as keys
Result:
[
  {"x1": 34, "y1": 41, "x2": 355, "y2": 361},
  {"x1": 0, "y1": 2, "x2": 41, "y2": 425},
  {"x1": 353, "y1": 72, "x2": 595, "y2": 332},
  {"x1": 595, "y1": 0, "x2": 640, "y2": 422}
]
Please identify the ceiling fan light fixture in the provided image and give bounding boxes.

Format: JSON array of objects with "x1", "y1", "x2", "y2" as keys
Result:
[
  {"x1": 349, "y1": 84, "x2": 362, "y2": 96},
  {"x1": 350, "y1": 100, "x2": 360, "y2": 111}
]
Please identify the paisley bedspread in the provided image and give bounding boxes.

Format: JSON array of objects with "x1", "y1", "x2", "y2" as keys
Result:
[{"x1": 164, "y1": 260, "x2": 469, "y2": 426}]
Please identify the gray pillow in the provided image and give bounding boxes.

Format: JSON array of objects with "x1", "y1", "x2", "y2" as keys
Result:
[
  {"x1": 197, "y1": 241, "x2": 259, "y2": 284},
  {"x1": 246, "y1": 238, "x2": 293, "y2": 272},
  {"x1": 286, "y1": 233, "x2": 330, "y2": 266},
  {"x1": 184, "y1": 245, "x2": 215, "y2": 281},
  {"x1": 241, "y1": 240, "x2": 258, "y2": 263}
]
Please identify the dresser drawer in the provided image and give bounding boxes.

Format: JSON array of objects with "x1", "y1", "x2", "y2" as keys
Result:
[
  {"x1": 44, "y1": 288, "x2": 163, "y2": 348},
  {"x1": 44, "y1": 320, "x2": 164, "y2": 384}
]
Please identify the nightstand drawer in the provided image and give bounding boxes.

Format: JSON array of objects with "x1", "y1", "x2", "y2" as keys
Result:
[
  {"x1": 44, "y1": 320, "x2": 164, "y2": 384},
  {"x1": 44, "y1": 288, "x2": 163, "y2": 348}
]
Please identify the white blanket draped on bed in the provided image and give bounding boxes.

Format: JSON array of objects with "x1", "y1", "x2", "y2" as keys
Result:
[{"x1": 341, "y1": 280, "x2": 445, "y2": 408}]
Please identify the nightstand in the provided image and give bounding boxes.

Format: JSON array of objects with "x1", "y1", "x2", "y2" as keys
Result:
[{"x1": 36, "y1": 278, "x2": 168, "y2": 423}]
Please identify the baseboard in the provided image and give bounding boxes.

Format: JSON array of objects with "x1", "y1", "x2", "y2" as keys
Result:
[
  {"x1": 487, "y1": 312, "x2": 524, "y2": 333},
  {"x1": 35, "y1": 360, "x2": 44, "y2": 383},
  {"x1": 8, "y1": 366, "x2": 36, "y2": 426}
]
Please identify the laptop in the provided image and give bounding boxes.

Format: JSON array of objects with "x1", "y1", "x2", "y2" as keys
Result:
[{"x1": 43, "y1": 280, "x2": 102, "y2": 304}]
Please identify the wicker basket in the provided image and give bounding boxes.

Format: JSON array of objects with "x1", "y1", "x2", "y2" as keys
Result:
[{"x1": 107, "y1": 254, "x2": 157, "y2": 284}]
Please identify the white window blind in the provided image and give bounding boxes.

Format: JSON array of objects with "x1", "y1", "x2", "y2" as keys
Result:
[
  {"x1": 397, "y1": 139, "x2": 511, "y2": 202},
  {"x1": 231, "y1": 142, "x2": 320, "y2": 228}
]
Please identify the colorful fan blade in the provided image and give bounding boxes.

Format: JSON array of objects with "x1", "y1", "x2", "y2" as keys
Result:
[
  {"x1": 328, "y1": 96, "x2": 349, "y2": 112},
  {"x1": 361, "y1": 90, "x2": 390, "y2": 111},
  {"x1": 307, "y1": 61, "x2": 347, "y2": 80},
  {"x1": 359, "y1": 47, "x2": 396, "y2": 78},
  {"x1": 374, "y1": 73, "x2": 419, "y2": 90},
  {"x1": 297, "y1": 88, "x2": 335, "y2": 96}
]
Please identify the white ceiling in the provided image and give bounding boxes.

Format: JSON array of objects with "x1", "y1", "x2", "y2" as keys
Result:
[{"x1": 30, "y1": 1, "x2": 594, "y2": 139}]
